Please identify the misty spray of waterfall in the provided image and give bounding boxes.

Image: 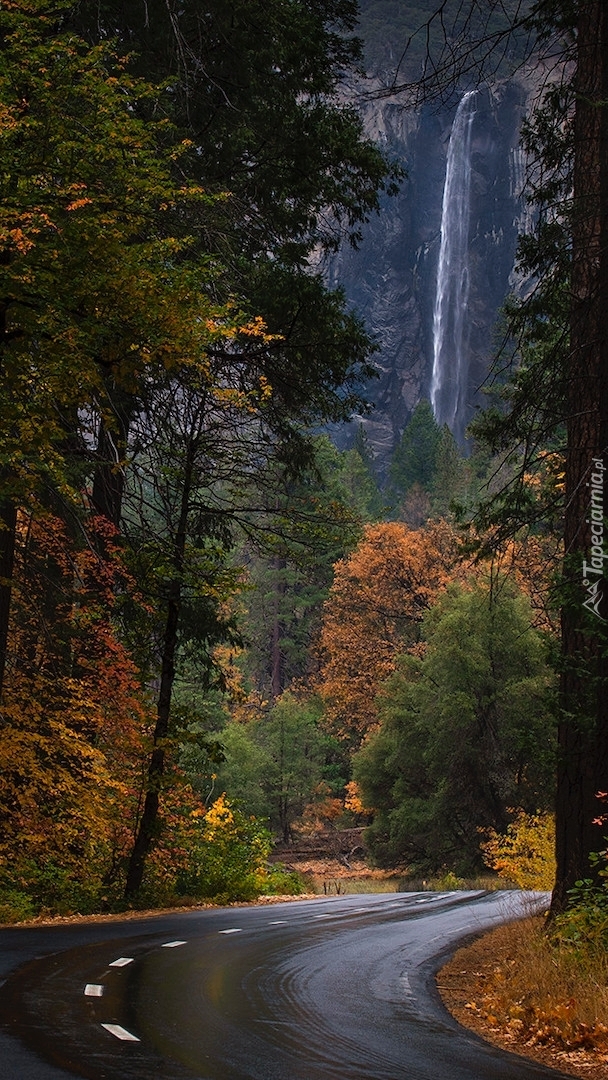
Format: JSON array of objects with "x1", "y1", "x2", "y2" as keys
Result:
[{"x1": 430, "y1": 90, "x2": 477, "y2": 445}]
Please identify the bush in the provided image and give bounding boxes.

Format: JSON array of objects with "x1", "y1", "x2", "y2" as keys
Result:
[
  {"x1": 480, "y1": 809, "x2": 555, "y2": 889},
  {"x1": 176, "y1": 793, "x2": 273, "y2": 902},
  {"x1": 0, "y1": 855, "x2": 111, "y2": 919},
  {"x1": 0, "y1": 889, "x2": 36, "y2": 924},
  {"x1": 259, "y1": 865, "x2": 307, "y2": 896},
  {"x1": 552, "y1": 876, "x2": 608, "y2": 961}
]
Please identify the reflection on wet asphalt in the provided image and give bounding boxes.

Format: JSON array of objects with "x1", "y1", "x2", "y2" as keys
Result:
[{"x1": 0, "y1": 891, "x2": 568, "y2": 1080}]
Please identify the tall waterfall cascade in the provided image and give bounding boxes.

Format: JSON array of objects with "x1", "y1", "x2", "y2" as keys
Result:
[
  {"x1": 430, "y1": 91, "x2": 478, "y2": 445},
  {"x1": 326, "y1": 75, "x2": 530, "y2": 471}
]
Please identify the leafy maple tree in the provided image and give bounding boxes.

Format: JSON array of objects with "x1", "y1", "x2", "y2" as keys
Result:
[
  {"x1": 0, "y1": 0, "x2": 233, "y2": 693},
  {"x1": 318, "y1": 520, "x2": 461, "y2": 746}
]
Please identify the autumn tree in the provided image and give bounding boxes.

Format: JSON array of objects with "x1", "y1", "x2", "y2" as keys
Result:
[
  {"x1": 318, "y1": 520, "x2": 460, "y2": 746},
  {"x1": 0, "y1": 512, "x2": 150, "y2": 911},
  {"x1": 0, "y1": 0, "x2": 232, "y2": 694},
  {"x1": 0, "y1": 0, "x2": 397, "y2": 905}
]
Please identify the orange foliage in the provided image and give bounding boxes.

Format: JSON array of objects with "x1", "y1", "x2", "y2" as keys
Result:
[
  {"x1": 318, "y1": 520, "x2": 462, "y2": 744},
  {"x1": 344, "y1": 780, "x2": 371, "y2": 816},
  {"x1": 487, "y1": 533, "x2": 561, "y2": 634},
  {"x1": 0, "y1": 511, "x2": 152, "y2": 891}
]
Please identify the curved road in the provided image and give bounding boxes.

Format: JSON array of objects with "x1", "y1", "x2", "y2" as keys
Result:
[{"x1": 0, "y1": 890, "x2": 571, "y2": 1080}]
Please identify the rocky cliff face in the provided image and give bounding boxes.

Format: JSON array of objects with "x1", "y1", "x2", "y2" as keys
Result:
[{"x1": 330, "y1": 77, "x2": 533, "y2": 470}]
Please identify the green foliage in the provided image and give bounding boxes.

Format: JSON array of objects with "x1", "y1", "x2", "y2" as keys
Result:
[
  {"x1": 324, "y1": 430, "x2": 385, "y2": 524},
  {"x1": 0, "y1": 851, "x2": 114, "y2": 919},
  {"x1": 548, "y1": 872, "x2": 608, "y2": 988},
  {"x1": 258, "y1": 693, "x2": 326, "y2": 841},
  {"x1": 260, "y1": 865, "x2": 308, "y2": 897},
  {"x1": 430, "y1": 425, "x2": 469, "y2": 518},
  {"x1": 0, "y1": 0, "x2": 218, "y2": 509},
  {"x1": 0, "y1": 889, "x2": 36, "y2": 925},
  {"x1": 389, "y1": 400, "x2": 442, "y2": 499},
  {"x1": 218, "y1": 694, "x2": 327, "y2": 841},
  {"x1": 175, "y1": 794, "x2": 273, "y2": 903},
  {"x1": 238, "y1": 434, "x2": 383, "y2": 697},
  {"x1": 354, "y1": 578, "x2": 557, "y2": 872},
  {"x1": 215, "y1": 723, "x2": 273, "y2": 822}
]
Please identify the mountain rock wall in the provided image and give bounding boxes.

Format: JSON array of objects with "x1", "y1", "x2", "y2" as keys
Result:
[{"x1": 330, "y1": 77, "x2": 533, "y2": 470}]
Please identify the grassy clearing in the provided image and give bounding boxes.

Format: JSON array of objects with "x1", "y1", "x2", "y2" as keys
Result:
[{"x1": 310, "y1": 875, "x2": 403, "y2": 894}]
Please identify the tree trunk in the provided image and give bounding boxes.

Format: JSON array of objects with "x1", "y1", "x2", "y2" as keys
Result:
[
  {"x1": 124, "y1": 440, "x2": 195, "y2": 898},
  {"x1": 270, "y1": 556, "x2": 286, "y2": 700},
  {"x1": 91, "y1": 390, "x2": 133, "y2": 528},
  {"x1": 0, "y1": 496, "x2": 16, "y2": 702},
  {"x1": 550, "y1": 0, "x2": 608, "y2": 916}
]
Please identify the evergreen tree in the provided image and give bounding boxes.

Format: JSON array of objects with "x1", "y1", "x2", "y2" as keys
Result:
[
  {"x1": 353, "y1": 579, "x2": 556, "y2": 872},
  {"x1": 389, "y1": 400, "x2": 442, "y2": 499},
  {"x1": 239, "y1": 436, "x2": 380, "y2": 700},
  {"x1": 458, "y1": 1, "x2": 608, "y2": 914},
  {"x1": 431, "y1": 425, "x2": 468, "y2": 518},
  {"x1": 383, "y1": 0, "x2": 608, "y2": 913}
]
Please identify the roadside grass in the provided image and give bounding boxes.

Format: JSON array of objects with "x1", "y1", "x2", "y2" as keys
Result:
[
  {"x1": 399, "y1": 871, "x2": 515, "y2": 892},
  {"x1": 310, "y1": 874, "x2": 403, "y2": 894},
  {"x1": 307, "y1": 870, "x2": 512, "y2": 895},
  {"x1": 441, "y1": 913, "x2": 608, "y2": 1058}
]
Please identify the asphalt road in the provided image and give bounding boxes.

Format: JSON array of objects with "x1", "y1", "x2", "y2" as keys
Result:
[{"x1": 0, "y1": 890, "x2": 573, "y2": 1080}]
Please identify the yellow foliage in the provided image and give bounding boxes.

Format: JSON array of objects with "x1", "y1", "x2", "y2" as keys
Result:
[
  {"x1": 480, "y1": 809, "x2": 556, "y2": 890},
  {"x1": 344, "y1": 780, "x2": 370, "y2": 816},
  {"x1": 203, "y1": 793, "x2": 235, "y2": 836}
]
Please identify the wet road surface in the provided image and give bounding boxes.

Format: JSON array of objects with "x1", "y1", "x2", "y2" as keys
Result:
[{"x1": 0, "y1": 890, "x2": 572, "y2": 1079}]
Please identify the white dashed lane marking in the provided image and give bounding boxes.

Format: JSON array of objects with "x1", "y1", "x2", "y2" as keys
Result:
[
  {"x1": 218, "y1": 928, "x2": 243, "y2": 934},
  {"x1": 101, "y1": 1023, "x2": 140, "y2": 1042},
  {"x1": 161, "y1": 940, "x2": 187, "y2": 948},
  {"x1": 84, "y1": 984, "x2": 104, "y2": 997},
  {"x1": 267, "y1": 920, "x2": 287, "y2": 925},
  {"x1": 109, "y1": 957, "x2": 134, "y2": 968}
]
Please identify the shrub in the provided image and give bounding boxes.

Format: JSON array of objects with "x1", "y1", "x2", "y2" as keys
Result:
[
  {"x1": 480, "y1": 809, "x2": 555, "y2": 889},
  {"x1": 176, "y1": 793, "x2": 272, "y2": 902}
]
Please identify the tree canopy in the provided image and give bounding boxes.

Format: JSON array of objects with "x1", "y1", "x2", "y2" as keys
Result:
[
  {"x1": 354, "y1": 578, "x2": 556, "y2": 871},
  {"x1": 0, "y1": 0, "x2": 397, "y2": 905}
]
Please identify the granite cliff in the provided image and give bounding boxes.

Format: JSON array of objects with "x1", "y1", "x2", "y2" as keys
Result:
[{"x1": 330, "y1": 75, "x2": 533, "y2": 469}]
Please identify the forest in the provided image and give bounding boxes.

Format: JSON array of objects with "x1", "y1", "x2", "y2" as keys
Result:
[{"x1": 0, "y1": 0, "x2": 606, "y2": 925}]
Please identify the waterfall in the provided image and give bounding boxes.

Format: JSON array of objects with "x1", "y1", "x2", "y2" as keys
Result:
[{"x1": 430, "y1": 91, "x2": 477, "y2": 444}]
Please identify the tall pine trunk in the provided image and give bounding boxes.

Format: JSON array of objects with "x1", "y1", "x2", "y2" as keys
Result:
[
  {"x1": 551, "y1": 0, "x2": 608, "y2": 915},
  {"x1": 0, "y1": 496, "x2": 16, "y2": 702},
  {"x1": 124, "y1": 440, "x2": 195, "y2": 899},
  {"x1": 270, "y1": 556, "x2": 286, "y2": 700}
]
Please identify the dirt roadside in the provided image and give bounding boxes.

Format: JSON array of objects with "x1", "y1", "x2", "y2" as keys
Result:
[{"x1": 438, "y1": 925, "x2": 608, "y2": 1080}]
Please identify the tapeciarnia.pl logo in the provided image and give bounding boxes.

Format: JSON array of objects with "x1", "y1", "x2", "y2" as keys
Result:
[{"x1": 582, "y1": 457, "x2": 606, "y2": 620}]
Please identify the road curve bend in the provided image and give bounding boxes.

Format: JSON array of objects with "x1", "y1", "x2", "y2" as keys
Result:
[{"x1": 0, "y1": 890, "x2": 570, "y2": 1080}]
